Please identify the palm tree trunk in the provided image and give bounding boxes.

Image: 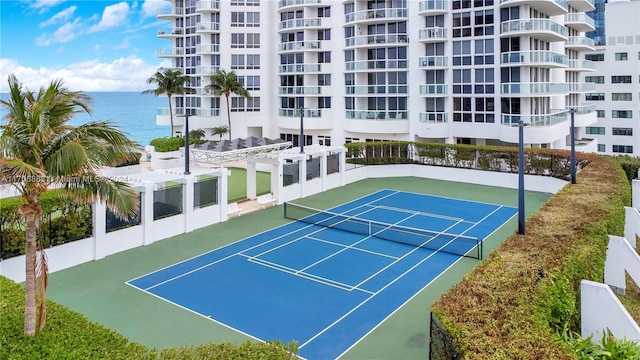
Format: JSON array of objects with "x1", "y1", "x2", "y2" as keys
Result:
[
  {"x1": 168, "y1": 94, "x2": 175, "y2": 137},
  {"x1": 226, "y1": 95, "x2": 232, "y2": 140},
  {"x1": 22, "y1": 205, "x2": 39, "y2": 336}
]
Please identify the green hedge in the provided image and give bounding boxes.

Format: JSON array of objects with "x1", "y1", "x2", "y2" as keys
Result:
[
  {"x1": 430, "y1": 155, "x2": 630, "y2": 358},
  {"x1": 150, "y1": 137, "x2": 205, "y2": 152},
  {"x1": 0, "y1": 276, "x2": 299, "y2": 359}
]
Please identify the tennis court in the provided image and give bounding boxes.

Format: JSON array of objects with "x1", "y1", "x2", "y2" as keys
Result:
[{"x1": 127, "y1": 189, "x2": 517, "y2": 359}]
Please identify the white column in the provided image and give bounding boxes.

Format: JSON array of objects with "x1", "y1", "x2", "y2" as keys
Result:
[
  {"x1": 274, "y1": 160, "x2": 283, "y2": 205},
  {"x1": 339, "y1": 150, "x2": 347, "y2": 186},
  {"x1": 93, "y1": 201, "x2": 107, "y2": 260},
  {"x1": 321, "y1": 153, "x2": 328, "y2": 191},
  {"x1": 247, "y1": 160, "x2": 257, "y2": 200},
  {"x1": 299, "y1": 158, "x2": 307, "y2": 199},
  {"x1": 142, "y1": 182, "x2": 154, "y2": 245},
  {"x1": 220, "y1": 169, "x2": 230, "y2": 222}
]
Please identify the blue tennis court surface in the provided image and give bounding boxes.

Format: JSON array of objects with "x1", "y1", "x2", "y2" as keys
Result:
[{"x1": 127, "y1": 189, "x2": 517, "y2": 359}]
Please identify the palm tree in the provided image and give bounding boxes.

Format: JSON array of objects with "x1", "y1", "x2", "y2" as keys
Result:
[
  {"x1": 212, "y1": 125, "x2": 229, "y2": 141},
  {"x1": 142, "y1": 68, "x2": 190, "y2": 137},
  {"x1": 0, "y1": 74, "x2": 139, "y2": 335},
  {"x1": 206, "y1": 70, "x2": 251, "y2": 140}
]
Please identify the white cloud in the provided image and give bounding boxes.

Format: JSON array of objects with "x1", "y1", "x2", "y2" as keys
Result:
[
  {"x1": 141, "y1": 0, "x2": 169, "y2": 18},
  {"x1": 53, "y1": 18, "x2": 82, "y2": 43},
  {"x1": 39, "y1": 5, "x2": 77, "y2": 28},
  {"x1": 29, "y1": 0, "x2": 66, "y2": 13},
  {"x1": 0, "y1": 56, "x2": 171, "y2": 92},
  {"x1": 89, "y1": 2, "x2": 130, "y2": 33},
  {"x1": 35, "y1": 33, "x2": 51, "y2": 46}
]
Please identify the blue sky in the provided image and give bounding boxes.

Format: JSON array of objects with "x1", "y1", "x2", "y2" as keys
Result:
[{"x1": 0, "y1": 0, "x2": 172, "y2": 91}]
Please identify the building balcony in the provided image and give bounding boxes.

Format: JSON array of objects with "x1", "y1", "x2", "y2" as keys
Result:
[
  {"x1": 345, "y1": 34, "x2": 409, "y2": 47},
  {"x1": 345, "y1": 59, "x2": 408, "y2": 71},
  {"x1": 157, "y1": 7, "x2": 183, "y2": 19},
  {"x1": 419, "y1": 112, "x2": 448, "y2": 123},
  {"x1": 278, "y1": 0, "x2": 321, "y2": 9},
  {"x1": 279, "y1": 108, "x2": 322, "y2": 118},
  {"x1": 196, "y1": 22, "x2": 220, "y2": 33},
  {"x1": 344, "y1": 111, "x2": 410, "y2": 133},
  {"x1": 417, "y1": 112, "x2": 449, "y2": 138},
  {"x1": 418, "y1": 56, "x2": 448, "y2": 68},
  {"x1": 567, "y1": 104, "x2": 597, "y2": 127},
  {"x1": 278, "y1": 18, "x2": 322, "y2": 31},
  {"x1": 499, "y1": 111, "x2": 570, "y2": 144},
  {"x1": 344, "y1": 8, "x2": 408, "y2": 23},
  {"x1": 157, "y1": 27, "x2": 183, "y2": 39},
  {"x1": 279, "y1": 63, "x2": 322, "y2": 73},
  {"x1": 195, "y1": 44, "x2": 220, "y2": 54},
  {"x1": 346, "y1": 85, "x2": 408, "y2": 95},
  {"x1": 279, "y1": 86, "x2": 322, "y2": 95},
  {"x1": 418, "y1": 0, "x2": 448, "y2": 15},
  {"x1": 567, "y1": 59, "x2": 596, "y2": 72},
  {"x1": 500, "y1": 19, "x2": 567, "y2": 42},
  {"x1": 157, "y1": 48, "x2": 184, "y2": 58},
  {"x1": 419, "y1": 84, "x2": 448, "y2": 96},
  {"x1": 564, "y1": 13, "x2": 595, "y2": 32},
  {"x1": 418, "y1": 27, "x2": 448, "y2": 42},
  {"x1": 501, "y1": 110, "x2": 569, "y2": 127},
  {"x1": 567, "y1": 0, "x2": 595, "y2": 12},
  {"x1": 567, "y1": 82, "x2": 596, "y2": 93},
  {"x1": 566, "y1": 36, "x2": 596, "y2": 51},
  {"x1": 195, "y1": 0, "x2": 220, "y2": 12},
  {"x1": 499, "y1": 0, "x2": 567, "y2": 16},
  {"x1": 279, "y1": 40, "x2": 323, "y2": 51},
  {"x1": 500, "y1": 82, "x2": 569, "y2": 96},
  {"x1": 500, "y1": 51, "x2": 567, "y2": 68},
  {"x1": 195, "y1": 65, "x2": 220, "y2": 76}
]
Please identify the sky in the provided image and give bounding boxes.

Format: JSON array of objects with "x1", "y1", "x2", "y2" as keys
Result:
[{"x1": 0, "y1": 0, "x2": 173, "y2": 92}]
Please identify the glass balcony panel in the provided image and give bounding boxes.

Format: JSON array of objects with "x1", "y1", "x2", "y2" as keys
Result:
[{"x1": 501, "y1": 110, "x2": 569, "y2": 127}]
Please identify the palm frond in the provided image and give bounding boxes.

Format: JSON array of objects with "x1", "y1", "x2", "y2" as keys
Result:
[
  {"x1": 36, "y1": 246, "x2": 49, "y2": 333},
  {"x1": 61, "y1": 175, "x2": 139, "y2": 220}
]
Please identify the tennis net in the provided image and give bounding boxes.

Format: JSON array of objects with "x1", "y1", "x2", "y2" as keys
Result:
[{"x1": 284, "y1": 202, "x2": 482, "y2": 259}]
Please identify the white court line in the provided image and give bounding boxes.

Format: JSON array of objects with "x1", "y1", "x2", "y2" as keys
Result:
[
  {"x1": 300, "y1": 205, "x2": 506, "y2": 350},
  {"x1": 241, "y1": 254, "x2": 375, "y2": 295},
  {"x1": 365, "y1": 203, "x2": 471, "y2": 223},
  {"x1": 381, "y1": 188, "x2": 519, "y2": 209},
  {"x1": 306, "y1": 235, "x2": 400, "y2": 260}
]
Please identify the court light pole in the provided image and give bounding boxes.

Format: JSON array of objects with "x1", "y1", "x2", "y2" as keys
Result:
[
  {"x1": 514, "y1": 119, "x2": 529, "y2": 235},
  {"x1": 180, "y1": 113, "x2": 190, "y2": 175},
  {"x1": 570, "y1": 108, "x2": 576, "y2": 184}
]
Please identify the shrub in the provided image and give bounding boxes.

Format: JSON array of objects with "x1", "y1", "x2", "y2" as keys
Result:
[{"x1": 150, "y1": 137, "x2": 188, "y2": 152}]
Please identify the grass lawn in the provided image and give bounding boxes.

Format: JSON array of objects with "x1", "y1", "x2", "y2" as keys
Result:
[{"x1": 227, "y1": 167, "x2": 271, "y2": 203}]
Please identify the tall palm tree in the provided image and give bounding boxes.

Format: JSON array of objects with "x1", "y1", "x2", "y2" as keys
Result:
[
  {"x1": 212, "y1": 125, "x2": 229, "y2": 141},
  {"x1": 206, "y1": 69, "x2": 251, "y2": 140},
  {"x1": 142, "y1": 68, "x2": 190, "y2": 137},
  {"x1": 0, "y1": 74, "x2": 139, "y2": 336}
]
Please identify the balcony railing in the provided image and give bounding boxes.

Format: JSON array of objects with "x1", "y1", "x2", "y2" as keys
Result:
[
  {"x1": 419, "y1": 84, "x2": 448, "y2": 95},
  {"x1": 346, "y1": 59, "x2": 408, "y2": 71},
  {"x1": 346, "y1": 110, "x2": 408, "y2": 120},
  {"x1": 500, "y1": 18, "x2": 567, "y2": 40},
  {"x1": 279, "y1": 63, "x2": 322, "y2": 73},
  {"x1": 194, "y1": 109, "x2": 220, "y2": 117},
  {"x1": 418, "y1": 27, "x2": 448, "y2": 41},
  {"x1": 566, "y1": 36, "x2": 596, "y2": 49},
  {"x1": 196, "y1": 22, "x2": 220, "y2": 32},
  {"x1": 157, "y1": 107, "x2": 186, "y2": 116},
  {"x1": 499, "y1": 0, "x2": 567, "y2": 15},
  {"x1": 195, "y1": 65, "x2": 220, "y2": 76},
  {"x1": 157, "y1": 48, "x2": 184, "y2": 56},
  {"x1": 345, "y1": 8, "x2": 408, "y2": 23},
  {"x1": 279, "y1": 40, "x2": 322, "y2": 51},
  {"x1": 195, "y1": 44, "x2": 220, "y2": 53},
  {"x1": 501, "y1": 82, "x2": 568, "y2": 95},
  {"x1": 278, "y1": 18, "x2": 321, "y2": 30},
  {"x1": 564, "y1": 13, "x2": 595, "y2": 30},
  {"x1": 279, "y1": 108, "x2": 322, "y2": 117},
  {"x1": 157, "y1": 7, "x2": 183, "y2": 17},
  {"x1": 278, "y1": 86, "x2": 322, "y2": 95},
  {"x1": 567, "y1": 103, "x2": 596, "y2": 114},
  {"x1": 195, "y1": 1, "x2": 220, "y2": 11},
  {"x1": 419, "y1": 112, "x2": 448, "y2": 123},
  {"x1": 501, "y1": 110, "x2": 569, "y2": 127},
  {"x1": 345, "y1": 34, "x2": 409, "y2": 47},
  {"x1": 567, "y1": 59, "x2": 596, "y2": 71},
  {"x1": 419, "y1": 0, "x2": 448, "y2": 13},
  {"x1": 418, "y1": 56, "x2": 448, "y2": 67},
  {"x1": 567, "y1": 82, "x2": 596, "y2": 93},
  {"x1": 500, "y1": 51, "x2": 567, "y2": 66},
  {"x1": 157, "y1": 27, "x2": 184, "y2": 37},
  {"x1": 279, "y1": 0, "x2": 321, "y2": 8},
  {"x1": 346, "y1": 85, "x2": 408, "y2": 95}
]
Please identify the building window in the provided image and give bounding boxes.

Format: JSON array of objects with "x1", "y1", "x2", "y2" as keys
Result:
[
  {"x1": 612, "y1": 110, "x2": 633, "y2": 118},
  {"x1": 318, "y1": 135, "x2": 331, "y2": 146},
  {"x1": 453, "y1": 97, "x2": 472, "y2": 122},
  {"x1": 246, "y1": 33, "x2": 260, "y2": 48},
  {"x1": 231, "y1": 33, "x2": 245, "y2": 48},
  {"x1": 597, "y1": 144, "x2": 606, "y2": 152},
  {"x1": 585, "y1": 76, "x2": 604, "y2": 84},
  {"x1": 245, "y1": 75, "x2": 260, "y2": 91},
  {"x1": 613, "y1": 145, "x2": 633, "y2": 153},
  {"x1": 247, "y1": 54, "x2": 260, "y2": 69},
  {"x1": 318, "y1": 7, "x2": 330, "y2": 17},
  {"x1": 247, "y1": 12, "x2": 260, "y2": 27},
  {"x1": 345, "y1": 137, "x2": 360, "y2": 143},
  {"x1": 612, "y1": 128, "x2": 633, "y2": 136},
  {"x1": 453, "y1": 40, "x2": 472, "y2": 66},
  {"x1": 246, "y1": 0, "x2": 259, "y2": 5},
  {"x1": 615, "y1": 52, "x2": 628, "y2": 61},
  {"x1": 231, "y1": 54, "x2": 245, "y2": 69},
  {"x1": 318, "y1": 29, "x2": 331, "y2": 40},
  {"x1": 318, "y1": 97, "x2": 331, "y2": 108},
  {"x1": 585, "y1": 53, "x2": 605, "y2": 61},
  {"x1": 231, "y1": 12, "x2": 245, "y2": 27},
  {"x1": 596, "y1": 110, "x2": 605, "y2": 118},
  {"x1": 474, "y1": 97, "x2": 495, "y2": 123},
  {"x1": 611, "y1": 75, "x2": 632, "y2": 83},
  {"x1": 586, "y1": 93, "x2": 604, "y2": 101},
  {"x1": 247, "y1": 97, "x2": 260, "y2": 112},
  {"x1": 231, "y1": 97, "x2": 246, "y2": 112},
  {"x1": 586, "y1": 127, "x2": 605, "y2": 135},
  {"x1": 612, "y1": 93, "x2": 632, "y2": 101},
  {"x1": 318, "y1": 74, "x2": 331, "y2": 86},
  {"x1": 318, "y1": 52, "x2": 331, "y2": 63}
]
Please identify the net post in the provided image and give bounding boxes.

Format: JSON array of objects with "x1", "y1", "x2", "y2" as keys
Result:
[{"x1": 283, "y1": 202, "x2": 287, "y2": 219}]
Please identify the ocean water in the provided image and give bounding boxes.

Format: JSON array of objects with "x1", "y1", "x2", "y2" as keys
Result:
[{"x1": 0, "y1": 92, "x2": 167, "y2": 147}]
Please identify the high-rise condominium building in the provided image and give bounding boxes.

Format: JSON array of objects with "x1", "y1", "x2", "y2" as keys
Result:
[
  {"x1": 583, "y1": 0, "x2": 640, "y2": 156},
  {"x1": 156, "y1": 0, "x2": 597, "y2": 150}
]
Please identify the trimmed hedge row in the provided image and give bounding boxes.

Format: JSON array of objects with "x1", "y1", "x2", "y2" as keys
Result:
[
  {"x1": 430, "y1": 155, "x2": 630, "y2": 358},
  {"x1": 0, "y1": 276, "x2": 299, "y2": 359}
]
